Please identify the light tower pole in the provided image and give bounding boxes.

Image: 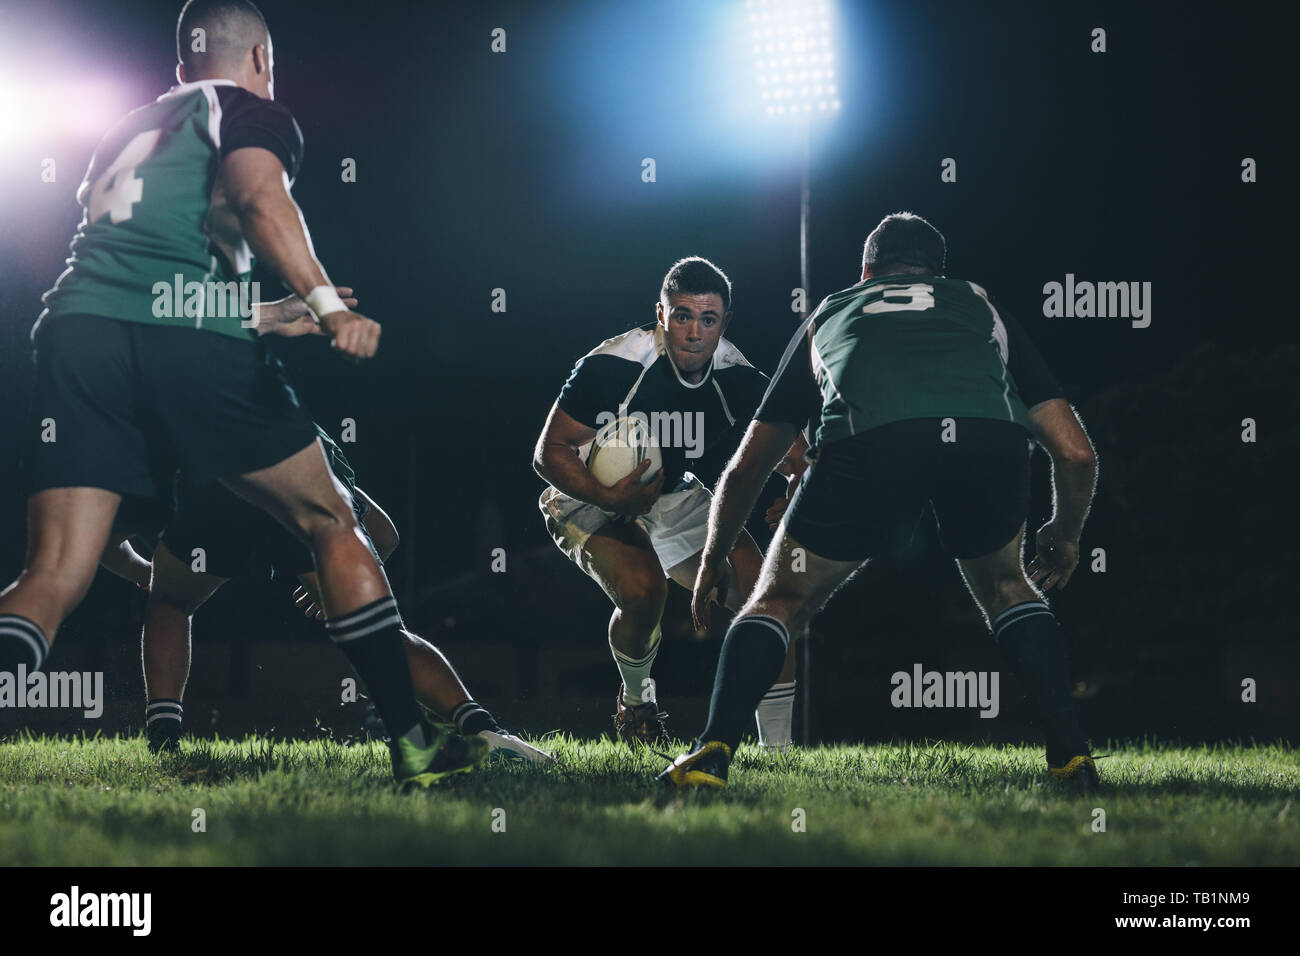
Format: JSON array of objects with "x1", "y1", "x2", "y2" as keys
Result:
[{"x1": 747, "y1": 0, "x2": 839, "y2": 745}]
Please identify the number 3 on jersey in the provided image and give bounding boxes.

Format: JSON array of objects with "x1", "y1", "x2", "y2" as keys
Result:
[
  {"x1": 86, "y1": 128, "x2": 162, "y2": 225},
  {"x1": 860, "y1": 282, "x2": 935, "y2": 315}
]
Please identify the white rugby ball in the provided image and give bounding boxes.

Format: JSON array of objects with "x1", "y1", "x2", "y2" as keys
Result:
[{"x1": 587, "y1": 416, "x2": 663, "y2": 487}]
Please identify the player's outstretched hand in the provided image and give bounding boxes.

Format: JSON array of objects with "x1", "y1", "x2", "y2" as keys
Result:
[
  {"x1": 601, "y1": 459, "x2": 664, "y2": 517},
  {"x1": 1027, "y1": 521, "x2": 1079, "y2": 591},
  {"x1": 320, "y1": 309, "x2": 381, "y2": 360}
]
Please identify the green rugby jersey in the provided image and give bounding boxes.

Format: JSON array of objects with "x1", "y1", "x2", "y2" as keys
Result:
[
  {"x1": 36, "y1": 80, "x2": 304, "y2": 342},
  {"x1": 756, "y1": 275, "x2": 1063, "y2": 445}
]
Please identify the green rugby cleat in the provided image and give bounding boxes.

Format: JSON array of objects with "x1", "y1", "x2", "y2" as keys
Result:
[{"x1": 392, "y1": 721, "x2": 490, "y2": 788}]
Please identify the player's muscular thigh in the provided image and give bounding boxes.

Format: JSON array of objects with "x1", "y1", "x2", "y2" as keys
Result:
[
  {"x1": 746, "y1": 532, "x2": 858, "y2": 633},
  {"x1": 956, "y1": 528, "x2": 1035, "y2": 619},
  {"x1": 222, "y1": 441, "x2": 355, "y2": 540},
  {"x1": 583, "y1": 521, "x2": 666, "y2": 619}
]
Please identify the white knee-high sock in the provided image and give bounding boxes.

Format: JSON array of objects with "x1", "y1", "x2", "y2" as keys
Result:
[
  {"x1": 613, "y1": 625, "x2": 662, "y2": 705},
  {"x1": 755, "y1": 680, "x2": 796, "y2": 752}
]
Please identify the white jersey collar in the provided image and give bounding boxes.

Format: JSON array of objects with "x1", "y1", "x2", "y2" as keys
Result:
[{"x1": 654, "y1": 322, "x2": 715, "y2": 390}]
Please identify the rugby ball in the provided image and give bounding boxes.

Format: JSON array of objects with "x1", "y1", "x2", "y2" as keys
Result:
[{"x1": 587, "y1": 416, "x2": 663, "y2": 487}]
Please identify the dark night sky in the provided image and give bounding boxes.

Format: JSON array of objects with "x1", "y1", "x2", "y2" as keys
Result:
[{"x1": 0, "y1": 0, "x2": 1286, "y2": 585}]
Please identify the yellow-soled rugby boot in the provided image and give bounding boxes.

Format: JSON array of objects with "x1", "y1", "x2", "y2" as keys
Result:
[{"x1": 657, "y1": 740, "x2": 732, "y2": 789}]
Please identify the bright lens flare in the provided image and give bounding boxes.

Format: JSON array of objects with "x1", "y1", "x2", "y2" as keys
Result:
[{"x1": 0, "y1": 78, "x2": 128, "y2": 145}]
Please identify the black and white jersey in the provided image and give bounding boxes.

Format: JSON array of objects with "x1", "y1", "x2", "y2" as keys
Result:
[{"x1": 555, "y1": 322, "x2": 770, "y2": 491}]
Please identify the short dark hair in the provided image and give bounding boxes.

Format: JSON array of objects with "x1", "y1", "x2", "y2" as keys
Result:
[
  {"x1": 177, "y1": 0, "x2": 268, "y2": 76},
  {"x1": 660, "y1": 256, "x2": 732, "y2": 311},
  {"x1": 862, "y1": 212, "x2": 946, "y2": 276}
]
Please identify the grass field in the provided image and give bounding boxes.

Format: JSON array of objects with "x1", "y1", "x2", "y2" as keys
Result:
[{"x1": 1, "y1": 734, "x2": 1295, "y2": 866}]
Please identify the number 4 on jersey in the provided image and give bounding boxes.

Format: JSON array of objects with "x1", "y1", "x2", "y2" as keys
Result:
[{"x1": 85, "y1": 128, "x2": 162, "y2": 224}]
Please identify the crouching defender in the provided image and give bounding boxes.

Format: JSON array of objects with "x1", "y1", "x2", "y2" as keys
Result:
[
  {"x1": 102, "y1": 418, "x2": 550, "y2": 763},
  {"x1": 661, "y1": 212, "x2": 1100, "y2": 790}
]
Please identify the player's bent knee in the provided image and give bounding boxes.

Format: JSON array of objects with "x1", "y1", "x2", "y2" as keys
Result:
[
  {"x1": 995, "y1": 574, "x2": 1036, "y2": 602},
  {"x1": 739, "y1": 594, "x2": 803, "y2": 634},
  {"x1": 23, "y1": 560, "x2": 96, "y2": 614},
  {"x1": 990, "y1": 576, "x2": 1037, "y2": 612},
  {"x1": 297, "y1": 505, "x2": 360, "y2": 549},
  {"x1": 617, "y1": 573, "x2": 668, "y2": 618}
]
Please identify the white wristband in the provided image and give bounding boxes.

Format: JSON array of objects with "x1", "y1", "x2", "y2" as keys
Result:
[{"x1": 305, "y1": 285, "x2": 347, "y2": 319}]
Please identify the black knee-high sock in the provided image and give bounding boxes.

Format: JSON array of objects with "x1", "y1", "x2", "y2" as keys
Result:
[
  {"x1": 0, "y1": 615, "x2": 48, "y2": 672},
  {"x1": 993, "y1": 601, "x2": 1087, "y2": 766},
  {"x1": 325, "y1": 597, "x2": 422, "y2": 743},
  {"x1": 451, "y1": 700, "x2": 501, "y2": 735},
  {"x1": 146, "y1": 698, "x2": 183, "y2": 727},
  {"x1": 146, "y1": 699, "x2": 183, "y2": 747},
  {"x1": 699, "y1": 615, "x2": 790, "y2": 751}
]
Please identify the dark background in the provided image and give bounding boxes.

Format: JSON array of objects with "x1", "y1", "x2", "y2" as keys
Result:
[{"x1": 0, "y1": 0, "x2": 1293, "y2": 746}]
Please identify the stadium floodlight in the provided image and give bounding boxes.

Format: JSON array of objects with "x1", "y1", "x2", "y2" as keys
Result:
[
  {"x1": 746, "y1": 0, "x2": 841, "y2": 118},
  {"x1": 743, "y1": 0, "x2": 841, "y2": 310},
  {"x1": 745, "y1": 0, "x2": 841, "y2": 746}
]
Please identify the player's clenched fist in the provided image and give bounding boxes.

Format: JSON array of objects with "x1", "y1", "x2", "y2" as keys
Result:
[{"x1": 320, "y1": 310, "x2": 381, "y2": 360}]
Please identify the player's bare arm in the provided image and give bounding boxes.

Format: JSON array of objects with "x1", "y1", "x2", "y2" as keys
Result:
[
  {"x1": 1024, "y1": 398, "x2": 1098, "y2": 591},
  {"x1": 692, "y1": 419, "x2": 800, "y2": 629},
  {"x1": 532, "y1": 403, "x2": 663, "y2": 516},
  {"x1": 216, "y1": 148, "x2": 379, "y2": 359}
]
